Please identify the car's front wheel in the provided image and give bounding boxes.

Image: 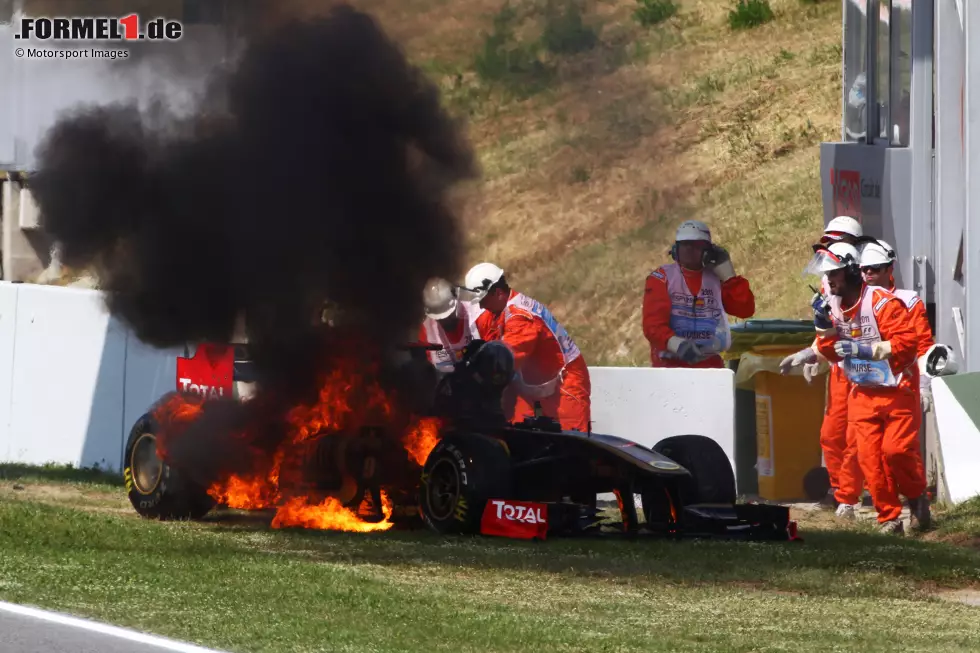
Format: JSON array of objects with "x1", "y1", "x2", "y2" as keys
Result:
[
  {"x1": 418, "y1": 433, "x2": 513, "y2": 534},
  {"x1": 652, "y1": 434, "x2": 737, "y2": 505}
]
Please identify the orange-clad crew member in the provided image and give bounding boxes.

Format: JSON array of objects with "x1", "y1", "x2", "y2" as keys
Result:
[
  {"x1": 779, "y1": 215, "x2": 864, "y2": 509},
  {"x1": 808, "y1": 242, "x2": 929, "y2": 535},
  {"x1": 462, "y1": 262, "x2": 591, "y2": 432},
  {"x1": 858, "y1": 239, "x2": 935, "y2": 406},
  {"x1": 419, "y1": 277, "x2": 481, "y2": 375},
  {"x1": 642, "y1": 220, "x2": 755, "y2": 368},
  {"x1": 824, "y1": 239, "x2": 935, "y2": 527}
]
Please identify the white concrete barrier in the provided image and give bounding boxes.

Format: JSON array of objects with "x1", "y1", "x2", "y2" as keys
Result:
[
  {"x1": 0, "y1": 282, "x2": 731, "y2": 481},
  {"x1": 588, "y1": 366, "x2": 735, "y2": 471},
  {"x1": 932, "y1": 378, "x2": 980, "y2": 503}
]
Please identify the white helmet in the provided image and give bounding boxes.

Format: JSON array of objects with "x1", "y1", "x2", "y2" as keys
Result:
[
  {"x1": 675, "y1": 220, "x2": 712, "y2": 243},
  {"x1": 823, "y1": 216, "x2": 863, "y2": 241},
  {"x1": 804, "y1": 242, "x2": 861, "y2": 276},
  {"x1": 463, "y1": 262, "x2": 505, "y2": 302},
  {"x1": 859, "y1": 239, "x2": 896, "y2": 267},
  {"x1": 422, "y1": 277, "x2": 458, "y2": 320}
]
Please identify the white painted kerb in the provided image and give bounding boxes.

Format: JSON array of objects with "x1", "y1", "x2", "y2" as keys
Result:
[{"x1": 0, "y1": 601, "x2": 230, "y2": 653}]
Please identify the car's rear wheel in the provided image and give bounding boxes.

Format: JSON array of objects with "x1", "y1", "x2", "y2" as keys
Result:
[
  {"x1": 124, "y1": 411, "x2": 216, "y2": 520},
  {"x1": 418, "y1": 433, "x2": 512, "y2": 535},
  {"x1": 651, "y1": 434, "x2": 737, "y2": 505}
]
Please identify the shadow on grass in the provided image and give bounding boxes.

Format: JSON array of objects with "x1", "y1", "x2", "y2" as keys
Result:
[
  {"x1": 5, "y1": 497, "x2": 980, "y2": 600},
  {"x1": 0, "y1": 463, "x2": 125, "y2": 487},
  {"x1": 201, "y1": 508, "x2": 980, "y2": 596}
]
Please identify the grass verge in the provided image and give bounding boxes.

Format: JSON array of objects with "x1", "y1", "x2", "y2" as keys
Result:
[{"x1": 1, "y1": 468, "x2": 979, "y2": 653}]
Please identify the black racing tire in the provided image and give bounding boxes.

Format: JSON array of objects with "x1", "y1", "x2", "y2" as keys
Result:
[
  {"x1": 652, "y1": 434, "x2": 737, "y2": 505},
  {"x1": 123, "y1": 411, "x2": 216, "y2": 521},
  {"x1": 418, "y1": 433, "x2": 513, "y2": 535}
]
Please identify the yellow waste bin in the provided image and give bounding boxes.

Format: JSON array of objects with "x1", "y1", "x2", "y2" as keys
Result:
[
  {"x1": 753, "y1": 369, "x2": 826, "y2": 501},
  {"x1": 732, "y1": 345, "x2": 828, "y2": 502}
]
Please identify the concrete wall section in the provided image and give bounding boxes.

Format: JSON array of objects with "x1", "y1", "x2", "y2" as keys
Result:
[
  {"x1": 0, "y1": 283, "x2": 742, "y2": 481},
  {"x1": 4, "y1": 285, "x2": 127, "y2": 469},
  {"x1": 932, "y1": 377, "x2": 980, "y2": 503},
  {"x1": 2, "y1": 282, "x2": 974, "y2": 509},
  {"x1": 589, "y1": 366, "x2": 735, "y2": 472},
  {"x1": 0, "y1": 284, "x2": 20, "y2": 461}
]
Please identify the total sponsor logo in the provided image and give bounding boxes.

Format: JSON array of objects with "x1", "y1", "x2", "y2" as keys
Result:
[
  {"x1": 178, "y1": 377, "x2": 226, "y2": 399},
  {"x1": 14, "y1": 14, "x2": 183, "y2": 42},
  {"x1": 490, "y1": 499, "x2": 546, "y2": 524},
  {"x1": 480, "y1": 499, "x2": 549, "y2": 540}
]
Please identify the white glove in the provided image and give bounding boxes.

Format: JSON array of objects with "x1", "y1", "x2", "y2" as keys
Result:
[
  {"x1": 920, "y1": 388, "x2": 933, "y2": 412},
  {"x1": 920, "y1": 375, "x2": 933, "y2": 412},
  {"x1": 667, "y1": 336, "x2": 703, "y2": 364},
  {"x1": 803, "y1": 362, "x2": 821, "y2": 384},
  {"x1": 779, "y1": 347, "x2": 818, "y2": 375},
  {"x1": 709, "y1": 247, "x2": 736, "y2": 282}
]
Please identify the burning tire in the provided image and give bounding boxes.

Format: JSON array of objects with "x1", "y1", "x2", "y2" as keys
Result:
[
  {"x1": 644, "y1": 435, "x2": 736, "y2": 515},
  {"x1": 418, "y1": 433, "x2": 513, "y2": 535},
  {"x1": 123, "y1": 412, "x2": 216, "y2": 520}
]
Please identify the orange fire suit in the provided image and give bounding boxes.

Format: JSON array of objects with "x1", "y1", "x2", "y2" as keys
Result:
[
  {"x1": 642, "y1": 264, "x2": 755, "y2": 368},
  {"x1": 833, "y1": 282, "x2": 934, "y2": 505},
  {"x1": 816, "y1": 285, "x2": 927, "y2": 523},
  {"x1": 479, "y1": 290, "x2": 591, "y2": 432},
  {"x1": 809, "y1": 275, "x2": 852, "y2": 499}
]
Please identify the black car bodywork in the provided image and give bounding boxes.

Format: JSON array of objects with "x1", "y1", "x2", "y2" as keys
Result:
[{"x1": 122, "y1": 339, "x2": 799, "y2": 542}]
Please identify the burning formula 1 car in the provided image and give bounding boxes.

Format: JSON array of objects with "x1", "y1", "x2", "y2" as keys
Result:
[{"x1": 123, "y1": 338, "x2": 798, "y2": 542}]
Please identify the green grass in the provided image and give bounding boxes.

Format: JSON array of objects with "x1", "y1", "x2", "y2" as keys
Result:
[
  {"x1": 0, "y1": 462, "x2": 124, "y2": 488},
  {"x1": 2, "y1": 468, "x2": 980, "y2": 652}
]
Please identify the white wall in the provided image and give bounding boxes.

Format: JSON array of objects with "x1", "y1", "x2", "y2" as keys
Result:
[
  {"x1": 5, "y1": 281, "x2": 977, "y2": 508},
  {"x1": 588, "y1": 366, "x2": 735, "y2": 471},
  {"x1": 0, "y1": 283, "x2": 182, "y2": 470},
  {"x1": 0, "y1": 283, "x2": 740, "y2": 480},
  {"x1": 932, "y1": 378, "x2": 980, "y2": 503}
]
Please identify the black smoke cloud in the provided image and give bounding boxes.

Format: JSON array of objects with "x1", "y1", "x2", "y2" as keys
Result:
[{"x1": 29, "y1": 4, "x2": 478, "y2": 488}]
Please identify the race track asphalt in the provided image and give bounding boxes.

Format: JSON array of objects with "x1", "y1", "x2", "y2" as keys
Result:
[{"x1": 0, "y1": 602, "x2": 230, "y2": 653}]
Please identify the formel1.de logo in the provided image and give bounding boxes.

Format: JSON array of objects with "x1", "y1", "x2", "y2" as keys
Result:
[{"x1": 14, "y1": 15, "x2": 183, "y2": 41}]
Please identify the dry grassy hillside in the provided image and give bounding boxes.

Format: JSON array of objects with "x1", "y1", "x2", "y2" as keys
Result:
[{"x1": 354, "y1": 0, "x2": 842, "y2": 365}]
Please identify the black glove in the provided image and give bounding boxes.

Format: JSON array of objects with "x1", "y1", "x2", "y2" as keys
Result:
[{"x1": 811, "y1": 293, "x2": 832, "y2": 330}]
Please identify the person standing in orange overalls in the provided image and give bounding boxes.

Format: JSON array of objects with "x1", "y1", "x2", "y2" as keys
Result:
[
  {"x1": 826, "y1": 238, "x2": 933, "y2": 530},
  {"x1": 808, "y1": 242, "x2": 927, "y2": 535},
  {"x1": 779, "y1": 216, "x2": 864, "y2": 511},
  {"x1": 461, "y1": 262, "x2": 591, "y2": 432},
  {"x1": 642, "y1": 220, "x2": 755, "y2": 368}
]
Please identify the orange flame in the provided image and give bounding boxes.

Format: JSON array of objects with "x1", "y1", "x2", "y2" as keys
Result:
[
  {"x1": 271, "y1": 490, "x2": 394, "y2": 532},
  {"x1": 402, "y1": 417, "x2": 442, "y2": 467},
  {"x1": 152, "y1": 341, "x2": 442, "y2": 533}
]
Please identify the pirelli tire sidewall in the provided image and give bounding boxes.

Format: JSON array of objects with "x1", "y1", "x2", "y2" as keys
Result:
[
  {"x1": 418, "y1": 433, "x2": 513, "y2": 535},
  {"x1": 123, "y1": 409, "x2": 215, "y2": 521}
]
